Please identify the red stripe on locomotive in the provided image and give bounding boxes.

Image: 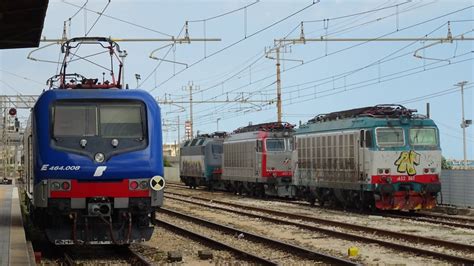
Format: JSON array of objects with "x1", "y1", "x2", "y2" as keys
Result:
[{"x1": 50, "y1": 179, "x2": 149, "y2": 198}]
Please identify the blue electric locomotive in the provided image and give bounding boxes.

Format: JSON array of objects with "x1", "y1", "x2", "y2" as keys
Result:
[{"x1": 22, "y1": 37, "x2": 164, "y2": 245}]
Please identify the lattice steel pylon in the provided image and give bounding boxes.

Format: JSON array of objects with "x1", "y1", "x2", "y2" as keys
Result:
[
  {"x1": 0, "y1": 95, "x2": 35, "y2": 178},
  {"x1": 0, "y1": 95, "x2": 37, "y2": 109}
]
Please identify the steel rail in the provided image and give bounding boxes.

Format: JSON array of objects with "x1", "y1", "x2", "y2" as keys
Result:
[
  {"x1": 381, "y1": 213, "x2": 474, "y2": 230},
  {"x1": 153, "y1": 218, "x2": 278, "y2": 265},
  {"x1": 62, "y1": 246, "x2": 153, "y2": 266},
  {"x1": 165, "y1": 194, "x2": 474, "y2": 264},
  {"x1": 418, "y1": 211, "x2": 474, "y2": 224},
  {"x1": 125, "y1": 247, "x2": 154, "y2": 266},
  {"x1": 164, "y1": 190, "x2": 474, "y2": 253},
  {"x1": 159, "y1": 207, "x2": 358, "y2": 265},
  {"x1": 166, "y1": 183, "x2": 474, "y2": 230}
]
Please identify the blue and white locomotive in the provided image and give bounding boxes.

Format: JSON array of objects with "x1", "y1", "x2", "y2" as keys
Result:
[{"x1": 23, "y1": 37, "x2": 164, "y2": 245}]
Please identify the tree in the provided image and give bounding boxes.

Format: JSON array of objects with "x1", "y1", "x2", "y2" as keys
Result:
[
  {"x1": 441, "y1": 156, "x2": 452, "y2": 170},
  {"x1": 164, "y1": 157, "x2": 172, "y2": 167}
]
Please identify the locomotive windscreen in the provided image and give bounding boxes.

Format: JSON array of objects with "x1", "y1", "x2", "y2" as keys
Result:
[
  {"x1": 375, "y1": 127, "x2": 404, "y2": 147},
  {"x1": 409, "y1": 128, "x2": 438, "y2": 146},
  {"x1": 53, "y1": 101, "x2": 145, "y2": 138},
  {"x1": 100, "y1": 105, "x2": 143, "y2": 138},
  {"x1": 212, "y1": 144, "x2": 223, "y2": 154},
  {"x1": 266, "y1": 139, "x2": 285, "y2": 151},
  {"x1": 53, "y1": 106, "x2": 97, "y2": 136}
]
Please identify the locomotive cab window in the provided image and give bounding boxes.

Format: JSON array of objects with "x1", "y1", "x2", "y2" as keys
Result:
[
  {"x1": 100, "y1": 104, "x2": 143, "y2": 138},
  {"x1": 410, "y1": 128, "x2": 438, "y2": 146},
  {"x1": 365, "y1": 130, "x2": 373, "y2": 148},
  {"x1": 287, "y1": 138, "x2": 294, "y2": 151},
  {"x1": 53, "y1": 106, "x2": 97, "y2": 137},
  {"x1": 376, "y1": 127, "x2": 404, "y2": 147},
  {"x1": 266, "y1": 139, "x2": 285, "y2": 152},
  {"x1": 212, "y1": 144, "x2": 223, "y2": 154},
  {"x1": 53, "y1": 102, "x2": 145, "y2": 139}
]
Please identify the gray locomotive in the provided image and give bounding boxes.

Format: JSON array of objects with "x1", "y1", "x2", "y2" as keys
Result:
[
  {"x1": 179, "y1": 122, "x2": 294, "y2": 197},
  {"x1": 221, "y1": 122, "x2": 294, "y2": 197},
  {"x1": 179, "y1": 132, "x2": 225, "y2": 189}
]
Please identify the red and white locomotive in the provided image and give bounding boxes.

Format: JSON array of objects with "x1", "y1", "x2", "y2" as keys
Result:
[{"x1": 220, "y1": 122, "x2": 295, "y2": 197}]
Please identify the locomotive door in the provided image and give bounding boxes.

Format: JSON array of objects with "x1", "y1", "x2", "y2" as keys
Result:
[
  {"x1": 256, "y1": 140, "x2": 263, "y2": 179},
  {"x1": 358, "y1": 130, "x2": 371, "y2": 181}
]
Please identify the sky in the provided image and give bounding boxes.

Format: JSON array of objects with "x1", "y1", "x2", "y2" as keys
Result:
[{"x1": 0, "y1": 0, "x2": 473, "y2": 160}]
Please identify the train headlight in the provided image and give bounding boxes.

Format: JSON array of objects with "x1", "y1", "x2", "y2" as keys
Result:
[
  {"x1": 51, "y1": 182, "x2": 60, "y2": 190},
  {"x1": 80, "y1": 139, "x2": 87, "y2": 148},
  {"x1": 139, "y1": 180, "x2": 148, "y2": 189},
  {"x1": 111, "y1": 139, "x2": 119, "y2": 148},
  {"x1": 94, "y1": 152, "x2": 105, "y2": 163}
]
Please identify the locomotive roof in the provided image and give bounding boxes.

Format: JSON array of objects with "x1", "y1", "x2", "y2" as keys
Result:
[
  {"x1": 232, "y1": 122, "x2": 294, "y2": 134},
  {"x1": 34, "y1": 89, "x2": 160, "y2": 111},
  {"x1": 181, "y1": 134, "x2": 224, "y2": 148},
  {"x1": 296, "y1": 104, "x2": 437, "y2": 135},
  {"x1": 296, "y1": 115, "x2": 437, "y2": 135},
  {"x1": 308, "y1": 104, "x2": 418, "y2": 122}
]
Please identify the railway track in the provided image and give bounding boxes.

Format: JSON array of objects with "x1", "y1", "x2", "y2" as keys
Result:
[
  {"x1": 164, "y1": 190, "x2": 474, "y2": 264},
  {"x1": 62, "y1": 245, "x2": 153, "y2": 266},
  {"x1": 156, "y1": 207, "x2": 358, "y2": 265},
  {"x1": 381, "y1": 212, "x2": 474, "y2": 230},
  {"x1": 166, "y1": 182, "x2": 474, "y2": 230}
]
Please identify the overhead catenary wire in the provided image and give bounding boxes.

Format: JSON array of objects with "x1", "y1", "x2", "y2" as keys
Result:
[
  {"x1": 169, "y1": 46, "x2": 474, "y2": 127},
  {"x1": 188, "y1": 45, "x2": 473, "y2": 129},
  {"x1": 189, "y1": 23, "x2": 466, "y2": 115},
  {"x1": 264, "y1": 27, "x2": 473, "y2": 97},
  {"x1": 144, "y1": 1, "x2": 319, "y2": 90},
  {"x1": 309, "y1": 1, "x2": 436, "y2": 38},
  {"x1": 67, "y1": 0, "x2": 89, "y2": 21},
  {"x1": 187, "y1": 0, "x2": 260, "y2": 23},
  {"x1": 190, "y1": 5, "x2": 473, "y2": 116},
  {"x1": 282, "y1": 53, "x2": 473, "y2": 106},
  {"x1": 160, "y1": 1, "x2": 434, "y2": 108},
  {"x1": 399, "y1": 86, "x2": 473, "y2": 105},
  {"x1": 62, "y1": 0, "x2": 174, "y2": 37},
  {"x1": 279, "y1": 5, "x2": 474, "y2": 81},
  {"x1": 438, "y1": 122, "x2": 474, "y2": 142},
  {"x1": 303, "y1": 1, "x2": 412, "y2": 23},
  {"x1": 85, "y1": 0, "x2": 111, "y2": 36},
  {"x1": 139, "y1": 24, "x2": 186, "y2": 89},
  {"x1": 0, "y1": 80, "x2": 23, "y2": 95},
  {"x1": 187, "y1": 51, "x2": 473, "y2": 127},
  {"x1": 0, "y1": 69, "x2": 44, "y2": 85}
]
